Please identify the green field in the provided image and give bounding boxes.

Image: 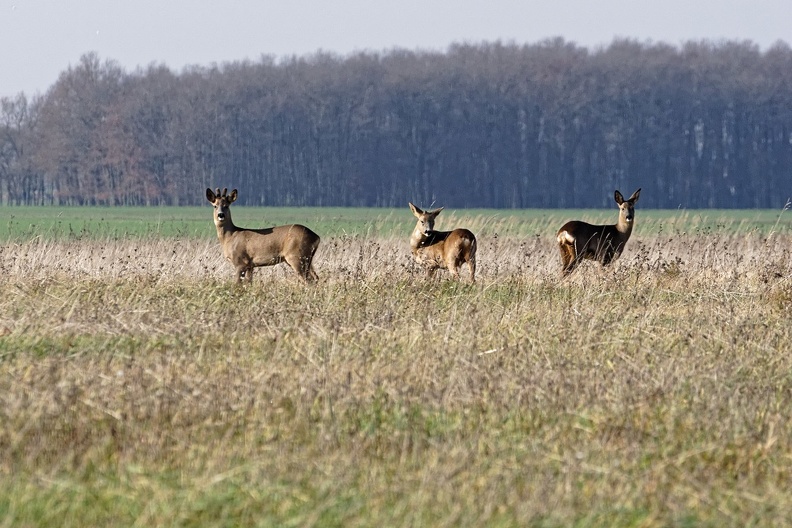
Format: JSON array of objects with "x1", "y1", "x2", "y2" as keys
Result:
[
  {"x1": 1, "y1": 205, "x2": 790, "y2": 241},
  {"x1": 1, "y1": 206, "x2": 792, "y2": 526}
]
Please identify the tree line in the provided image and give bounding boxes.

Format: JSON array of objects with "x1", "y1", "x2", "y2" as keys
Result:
[{"x1": 1, "y1": 38, "x2": 791, "y2": 208}]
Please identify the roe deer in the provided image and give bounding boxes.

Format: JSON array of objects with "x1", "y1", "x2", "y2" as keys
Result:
[
  {"x1": 556, "y1": 188, "x2": 641, "y2": 276},
  {"x1": 408, "y1": 202, "x2": 477, "y2": 281},
  {"x1": 206, "y1": 188, "x2": 320, "y2": 283}
]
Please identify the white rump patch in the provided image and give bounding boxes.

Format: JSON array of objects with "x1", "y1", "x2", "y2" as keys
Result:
[{"x1": 557, "y1": 230, "x2": 575, "y2": 244}]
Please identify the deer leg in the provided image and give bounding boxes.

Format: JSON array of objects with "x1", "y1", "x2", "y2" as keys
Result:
[
  {"x1": 601, "y1": 247, "x2": 622, "y2": 266},
  {"x1": 302, "y1": 258, "x2": 319, "y2": 283},
  {"x1": 559, "y1": 244, "x2": 571, "y2": 274},
  {"x1": 468, "y1": 256, "x2": 476, "y2": 283},
  {"x1": 285, "y1": 255, "x2": 313, "y2": 282},
  {"x1": 559, "y1": 244, "x2": 579, "y2": 277},
  {"x1": 301, "y1": 256, "x2": 319, "y2": 283},
  {"x1": 445, "y1": 255, "x2": 459, "y2": 280},
  {"x1": 306, "y1": 247, "x2": 319, "y2": 282}
]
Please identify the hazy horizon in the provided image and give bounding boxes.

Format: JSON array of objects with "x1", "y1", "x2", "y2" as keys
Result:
[{"x1": 2, "y1": 0, "x2": 791, "y2": 99}]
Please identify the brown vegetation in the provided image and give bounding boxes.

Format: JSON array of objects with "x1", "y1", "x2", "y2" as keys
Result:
[{"x1": 1, "y1": 231, "x2": 792, "y2": 526}]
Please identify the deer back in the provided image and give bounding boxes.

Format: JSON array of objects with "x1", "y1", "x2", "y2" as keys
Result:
[{"x1": 232, "y1": 224, "x2": 319, "y2": 265}]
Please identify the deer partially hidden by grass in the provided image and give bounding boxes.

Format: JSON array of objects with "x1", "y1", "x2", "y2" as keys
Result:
[
  {"x1": 556, "y1": 188, "x2": 641, "y2": 277},
  {"x1": 206, "y1": 188, "x2": 320, "y2": 283},
  {"x1": 408, "y1": 202, "x2": 477, "y2": 282}
]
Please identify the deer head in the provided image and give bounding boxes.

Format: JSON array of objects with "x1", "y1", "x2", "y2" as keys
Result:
[
  {"x1": 206, "y1": 187, "x2": 238, "y2": 227},
  {"x1": 409, "y1": 202, "x2": 444, "y2": 237}
]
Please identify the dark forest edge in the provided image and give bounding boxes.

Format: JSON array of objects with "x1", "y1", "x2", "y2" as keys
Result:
[
  {"x1": 0, "y1": 206, "x2": 789, "y2": 241},
  {"x1": 1, "y1": 38, "x2": 791, "y2": 209}
]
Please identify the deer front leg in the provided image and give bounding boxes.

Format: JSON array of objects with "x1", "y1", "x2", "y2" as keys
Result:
[{"x1": 601, "y1": 246, "x2": 621, "y2": 266}]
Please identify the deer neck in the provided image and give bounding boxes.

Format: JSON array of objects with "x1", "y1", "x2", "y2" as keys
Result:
[
  {"x1": 614, "y1": 217, "x2": 634, "y2": 240},
  {"x1": 215, "y1": 217, "x2": 239, "y2": 241},
  {"x1": 410, "y1": 227, "x2": 429, "y2": 253},
  {"x1": 411, "y1": 228, "x2": 447, "y2": 255}
]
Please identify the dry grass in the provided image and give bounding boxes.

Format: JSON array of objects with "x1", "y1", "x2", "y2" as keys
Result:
[{"x1": 1, "y1": 230, "x2": 792, "y2": 527}]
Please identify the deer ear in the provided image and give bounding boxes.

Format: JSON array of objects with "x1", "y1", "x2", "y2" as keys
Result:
[
  {"x1": 409, "y1": 202, "x2": 423, "y2": 217},
  {"x1": 628, "y1": 188, "x2": 641, "y2": 203},
  {"x1": 206, "y1": 188, "x2": 216, "y2": 203},
  {"x1": 429, "y1": 207, "x2": 444, "y2": 217},
  {"x1": 229, "y1": 189, "x2": 238, "y2": 203},
  {"x1": 614, "y1": 191, "x2": 625, "y2": 205}
]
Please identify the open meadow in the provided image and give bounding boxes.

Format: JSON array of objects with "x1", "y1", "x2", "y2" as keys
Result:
[{"x1": 1, "y1": 206, "x2": 792, "y2": 527}]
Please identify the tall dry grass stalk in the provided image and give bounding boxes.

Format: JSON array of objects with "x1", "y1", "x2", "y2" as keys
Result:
[{"x1": 1, "y1": 231, "x2": 791, "y2": 526}]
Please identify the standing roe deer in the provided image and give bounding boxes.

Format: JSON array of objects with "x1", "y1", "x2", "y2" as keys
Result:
[
  {"x1": 408, "y1": 202, "x2": 477, "y2": 281},
  {"x1": 556, "y1": 188, "x2": 641, "y2": 276},
  {"x1": 206, "y1": 188, "x2": 320, "y2": 283}
]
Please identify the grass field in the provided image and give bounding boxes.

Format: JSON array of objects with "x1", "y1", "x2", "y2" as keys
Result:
[
  {"x1": 1, "y1": 206, "x2": 792, "y2": 526},
  {"x1": 2, "y1": 205, "x2": 790, "y2": 241}
]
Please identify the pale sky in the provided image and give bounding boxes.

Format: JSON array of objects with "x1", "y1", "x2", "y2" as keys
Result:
[{"x1": 2, "y1": 0, "x2": 791, "y2": 99}]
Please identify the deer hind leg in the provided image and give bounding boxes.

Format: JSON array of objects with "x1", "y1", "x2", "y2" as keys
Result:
[
  {"x1": 306, "y1": 244, "x2": 320, "y2": 282},
  {"x1": 446, "y1": 254, "x2": 463, "y2": 280},
  {"x1": 303, "y1": 257, "x2": 319, "y2": 283},
  {"x1": 464, "y1": 241, "x2": 477, "y2": 283},
  {"x1": 467, "y1": 255, "x2": 476, "y2": 283},
  {"x1": 452, "y1": 252, "x2": 475, "y2": 282},
  {"x1": 449, "y1": 266, "x2": 460, "y2": 280},
  {"x1": 285, "y1": 254, "x2": 316, "y2": 283},
  {"x1": 559, "y1": 242, "x2": 579, "y2": 277}
]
